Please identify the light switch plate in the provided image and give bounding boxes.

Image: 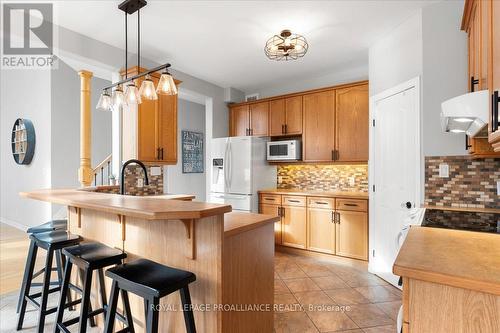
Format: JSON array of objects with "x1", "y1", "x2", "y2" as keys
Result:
[
  {"x1": 150, "y1": 166, "x2": 161, "y2": 176},
  {"x1": 497, "y1": 180, "x2": 500, "y2": 196},
  {"x1": 278, "y1": 176, "x2": 283, "y2": 184},
  {"x1": 438, "y1": 163, "x2": 449, "y2": 178}
]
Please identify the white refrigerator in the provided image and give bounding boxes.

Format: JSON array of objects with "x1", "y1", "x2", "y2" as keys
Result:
[{"x1": 209, "y1": 136, "x2": 276, "y2": 212}]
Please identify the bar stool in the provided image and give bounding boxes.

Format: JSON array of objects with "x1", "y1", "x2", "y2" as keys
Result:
[
  {"x1": 17, "y1": 230, "x2": 82, "y2": 332},
  {"x1": 54, "y1": 242, "x2": 128, "y2": 333},
  {"x1": 104, "y1": 258, "x2": 197, "y2": 333},
  {"x1": 17, "y1": 220, "x2": 68, "y2": 314}
]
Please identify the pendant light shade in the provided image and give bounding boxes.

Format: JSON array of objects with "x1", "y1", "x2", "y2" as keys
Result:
[
  {"x1": 112, "y1": 85, "x2": 126, "y2": 109},
  {"x1": 265, "y1": 29, "x2": 308, "y2": 61},
  {"x1": 157, "y1": 70, "x2": 177, "y2": 95},
  {"x1": 125, "y1": 82, "x2": 142, "y2": 105},
  {"x1": 96, "y1": 90, "x2": 112, "y2": 111},
  {"x1": 139, "y1": 74, "x2": 158, "y2": 100}
]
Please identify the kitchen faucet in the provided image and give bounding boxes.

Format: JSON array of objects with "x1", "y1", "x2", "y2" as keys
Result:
[{"x1": 120, "y1": 159, "x2": 149, "y2": 195}]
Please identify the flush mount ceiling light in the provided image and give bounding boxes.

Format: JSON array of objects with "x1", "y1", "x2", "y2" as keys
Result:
[
  {"x1": 96, "y1": 0, "x2": 177, "y2": 111},
  {"x1": 264, "y1": 29, "x2": 308, "y2": 61}
]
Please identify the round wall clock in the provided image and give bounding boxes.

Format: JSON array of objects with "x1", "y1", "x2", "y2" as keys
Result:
[{"x1": 11, "y1": 118, "x2": 35, "y2": 165}]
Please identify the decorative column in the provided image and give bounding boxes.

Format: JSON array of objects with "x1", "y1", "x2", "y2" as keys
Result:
[{"x1": 78, "y1": 70, "x2": 93, "y2": 187}]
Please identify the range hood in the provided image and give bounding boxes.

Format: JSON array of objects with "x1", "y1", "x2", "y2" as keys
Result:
[{"x1": 440, "y1": 90, "x2": 489, "y2": 137}]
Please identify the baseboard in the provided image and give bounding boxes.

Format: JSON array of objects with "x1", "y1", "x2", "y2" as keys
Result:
[
  {"x1": 0, "y1": 216, "x2": 28, "y2": 232},
  {"x1": 276, "y1": 245, "x2": 368, "y2": 269}
]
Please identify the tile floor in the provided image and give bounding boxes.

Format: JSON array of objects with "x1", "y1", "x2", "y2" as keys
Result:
[{"x1": 273, "y1": 251, "x2": 401, "y2": 333}]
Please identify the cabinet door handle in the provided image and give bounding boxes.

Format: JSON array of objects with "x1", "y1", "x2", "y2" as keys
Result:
[
  {"x1": 161, "y1": 148, "x2": 164, "y2": 160},
  {"x1": 465, "y1": 135, "x2": 472, "y2": 150},
  {"x1": 470, "y1": 76, "x2": 479, "y2": 92},
  {"x1": 337, "y1": 212, "x2": 341, "y2": 224},
  {"x1": 331, "y1": 211, "x2": 334, "y2": 223},
  {"x1": 281, "y1": 207, "x2": 285, "y2": 217},
  {"x1": 277, "y1": 206, "x2": 281, "y2": 217},
  {"x1": 287, "y1": 199, "x2": 300, "y2": 203},
  {"x1": 157, "y1": 148, "x2": 161, "y2": 160},
  {"x1": 315, "y1": 201, "x2": 328, "y2": 205},
  {"x1": 493, "y1": 91, "x2": 500, "y2": 132},
  {"x1": 282, "y1": 124, "x2": 285, "y2": 134},
  {"x1": 284, "y1": 124, "x2": 287, "y2": 134},
  {"x1": 264, "y1": 198, "x2": 275, "y2": 201},
  {"x1": 331, "y1": 150, "x2": 335, "y2": 161}
]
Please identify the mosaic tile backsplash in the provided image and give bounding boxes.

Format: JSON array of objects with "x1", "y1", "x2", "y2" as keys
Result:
[
  {"x1": 425, "y1": 156, "x2": 499, "y2": 209},
  {"x1": 277, "y1": 164, "x2": 368, "y2": 192}
]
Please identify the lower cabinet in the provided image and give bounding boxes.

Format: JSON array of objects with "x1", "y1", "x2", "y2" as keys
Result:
[
  {"x1": 260, "y1": 203, "x2": 282, "y2": 245},
  {"x1": 282, "y1": 205, "x2": 307, "y2": 249},
  {"x1": 307, "y1": 207, "x2": 336, "y2": 254},
  {"x1": 335, "y1": 210, "x2": 368, "y2": 260},
  {"x1": 259, "y1": 193, "x2": 368, "y2": 260}
]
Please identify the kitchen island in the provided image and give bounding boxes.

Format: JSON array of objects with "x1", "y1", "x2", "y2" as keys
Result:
[
  {"x1": 393, "y1": 226, "x2": 500, "y2": 333},
  {"x1": 21, "y1": 189, "x2": 279, "y2": 333}
]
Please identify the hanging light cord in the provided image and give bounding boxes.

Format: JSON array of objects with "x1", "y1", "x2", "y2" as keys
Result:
[
  {"x1": 125, "y1": 11, "x2": 128, "y2": 80},
  {"x1": 137, "y1": 7, "x2": 140, "y2": 70}
]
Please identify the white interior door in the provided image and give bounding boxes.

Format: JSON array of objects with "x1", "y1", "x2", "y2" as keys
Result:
[
  {"x1": 368, "y1": 78, "x2": 421, "y2": 287},
  {"x1": 228, "y1": 137, "x2": 252, "y2": 195}
]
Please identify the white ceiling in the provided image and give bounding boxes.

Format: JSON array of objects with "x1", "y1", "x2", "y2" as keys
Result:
[{"x1": 52, "y1": 0, "x2": 433, "y2": 92}]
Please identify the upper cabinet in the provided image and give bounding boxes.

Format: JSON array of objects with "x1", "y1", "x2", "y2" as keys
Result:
[
  {"x1": 462, "y1": 0, "x2": 500, "y2": 154},
  {"x1": 228, "y1": 81, "x2": 369, "y2": 163},
  {"x1": 335, "y1": 85, "x2": 369, "y2": 162},
  {"x1": 269, "y1": 96, "x2": 303, "y2": 136},
  {"x1": 122, "y1": 66, "x2": 180, "y2": 164}
]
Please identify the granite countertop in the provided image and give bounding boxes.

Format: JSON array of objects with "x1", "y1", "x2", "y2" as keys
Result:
[
  {"x1": 258, "y1": 188, "x2": 369, "y2": 199},
  {"x1": 393, "y1": 226, "x2": 500, "y2": 296}
]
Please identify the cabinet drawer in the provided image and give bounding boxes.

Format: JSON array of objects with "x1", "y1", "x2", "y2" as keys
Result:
[
  {"x1": 283, "y1": 196, "x2": 306, "y2": 207},
  {"x1": 336, "y1": 199, "x2": 367, "y2": 212},
  {"x1": 307, "y1": 197, "x2": 335, "y2": 209},
  {"x1": 260, "y1": 194, "x2": 281, "y2": 205}
]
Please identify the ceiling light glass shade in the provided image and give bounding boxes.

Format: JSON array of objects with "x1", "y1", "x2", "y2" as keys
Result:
[
  {"x1": 139, "y1": 75, "x2": 158, "y2": 100},
  {"x1": 96, "y1": 90, "x2": 112, "y2": 111},
  {"x1": 265, "y1": 29, "x2": 308, "y2": 61},
  {"x1": 125, "y1": 82, "x2": 142, "y2": 105},
  {"x1": 112, "y1": 85, "x2": 126, "y2": 109},
  {"x1": 157, "y1": 71, "x2": 177, "y2": 95}
]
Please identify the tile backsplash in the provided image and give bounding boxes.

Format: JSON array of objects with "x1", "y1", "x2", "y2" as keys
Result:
[
  {"x1": 277, "y1": 164, "x2": 368, "y2": 192},
  {"x1": 425, "y1": 156, "x2": 499, "y2": 209},
  {"x1": 122, "y1": 165, "x2": 164, "y2": 196}
]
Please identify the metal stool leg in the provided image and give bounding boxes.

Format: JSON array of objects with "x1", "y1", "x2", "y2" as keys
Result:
[
  {"x1": 16, "y1": 240, "x2": 38, "y2": 329},
  {"x1": 146, "y1": 296, "x2": 159, "y2": 333},
  {"x1": 54, "y1": 259, "x2": 73, "y2": 333},
  {"x1": 78, "y1": 268, "x2": 93, "y2": 333},
  {"x1": 104, "y1": 280, "x2": 120, "y2": 333},
  {"x1": 180, "y1": 286, "x2": 197, "y2": 333},
  {"x1": 36, "y1": 248, "x2": 54, "y2": 333}
]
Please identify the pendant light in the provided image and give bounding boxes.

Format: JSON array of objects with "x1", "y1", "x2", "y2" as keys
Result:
[
  {"x1": 157, "y1": 69, "x2": 177, "y2": 95},
  {"x1": 112, "y1": 85, "x2": 126, "y2": 109},
  {"x1": 96, "y1": 89, "x2": 112, "y2": 111},
  {"x1": 96, "y1": 0, "x2": 177, "y2": 111},
  {"x1": 265, "y1": 29, "x2": 308, "y2": 61},
  {"x1": 125, "y1": 82, "x2": 142, "y2": 105},
  {"x1": 139, "y1": 74, "x2": 158, "y2": 100}
]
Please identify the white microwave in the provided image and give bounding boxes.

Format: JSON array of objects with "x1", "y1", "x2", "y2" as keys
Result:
[{"x1": 267, "y1": 140, "x2": 302, "y2": 161}]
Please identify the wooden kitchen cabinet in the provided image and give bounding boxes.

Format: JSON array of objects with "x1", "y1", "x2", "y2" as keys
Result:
[
  {"x1": 303, "y1": 90, "x2": 336, "y2": 161},
  {"x1": 249, "y1": 101, "x2": 269, "y2": 136},
  {"x1": 282, "y1": 205, "x2": 307, "y2": 249},
  {"x1": 335, "y1": 85, "x2": 369, "y2": 161},
  {"x1": 335, "y1": 210, "x2": 368, "y2": 260},
  {"x1": 307, "y1": 207, "x2": 336, "y2": 254},
  {"x1": 462, "y1": 0, "x2": 500, "y2": 155},
  {"x1": 269, "y1": 96, "x2": 303, "y2": 136},
  {"x1": 259, "y1": 202, "x2": 282, "y2": 245},
  {"x1": 122, "y1": 66, "x2": 180, "y2": 164},
  {"x1": 230, "y1": 105, "x2": 250, "y2": 137}
]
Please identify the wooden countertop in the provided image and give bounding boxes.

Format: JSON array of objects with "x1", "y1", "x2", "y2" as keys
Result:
[
  {"x1": 224, "y1": 212, "x2": 280, "y2": 237},
  {"x1": 393, "y1": 227, "x2": 500, "y2": 295},
  {"x1": 21, "y1": 189, "x2": 231, "y2": 220},
  {"x1": 258, "y1": 188, "x2": 368, "y2": 199}
]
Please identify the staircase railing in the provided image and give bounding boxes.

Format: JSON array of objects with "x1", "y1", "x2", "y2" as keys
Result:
[{"x1": 92, "y1": 154, "x2": 112, "y2": 186}]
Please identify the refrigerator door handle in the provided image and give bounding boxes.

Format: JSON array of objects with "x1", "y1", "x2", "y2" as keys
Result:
[
  {"x1": 228, "y1": 141, "x2": 232, "y2": 190},
  {"x1": 224, "y1": 142, "x2": 229, "y2": 191}
]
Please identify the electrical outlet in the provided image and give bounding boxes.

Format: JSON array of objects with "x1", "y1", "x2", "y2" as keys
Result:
[
  {"x1": 349, "y1": 176, "x2": 355, "y2": 186},
  {"x1": 278, "y1": 176, "x2": 283, "y2": 184},
  {"x1": 137, "y1": 178, "x2": 144, "y2": 188},
  {"x1": 497, "y1": 180, "x2": 500, "y2": 196},
  {"x1": 439, "y1": 163, "x2": 449, "y2": 178}
]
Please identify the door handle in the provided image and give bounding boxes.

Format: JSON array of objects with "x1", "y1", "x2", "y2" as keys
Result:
[
  {"x1": 470, "y1": 76, "x2": 479, "y2": 92},
  {"x1": 465, "y1": 135, "x2": 472, "y2": 150},
  {"x1": 493, "y1": 91, "x2": 499, "y2": 132},
  {"x1": 405, "y1": 202, "x2": 412, "y2": 209}
]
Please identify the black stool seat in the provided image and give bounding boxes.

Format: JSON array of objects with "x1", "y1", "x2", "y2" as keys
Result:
[
  {"x1": 106, "y1": 258, "x2": 196, "y2": 298},
  {"x1": 63, "y1": 242, "x2": 126, "y2": 269},
  {"x1": 26, "y1": 219, "x2": 67, "y2": 234},
  {"x1": 31, "y1": 230, "x2": 81, "y2": 250}
]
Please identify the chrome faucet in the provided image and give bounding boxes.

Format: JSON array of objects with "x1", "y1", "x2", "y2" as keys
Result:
[{"x1": 120, "y1": 159, "x2": 149, "y2": 195}]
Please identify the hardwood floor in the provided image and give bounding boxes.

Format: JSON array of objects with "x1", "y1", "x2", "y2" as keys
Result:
[{"x1": 0, "y1": 223, "x2": 401, "y2": 332}]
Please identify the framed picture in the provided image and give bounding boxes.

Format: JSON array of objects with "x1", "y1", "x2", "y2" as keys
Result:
[{"x1": 181, "y1": 130, "x2": 204, "y2": 173}]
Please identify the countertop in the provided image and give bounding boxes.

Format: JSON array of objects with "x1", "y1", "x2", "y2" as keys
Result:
[
  {"x1": 393, "y1": 226, "x2": 500, "y2": 296},
  {"x1": 258, "y1": 188, "x2": 369, "y2": 199},
  {"x1": 21, "y1": 189, "x2": 231, "y2": 220},
  {"x1": 224, "y1": 211, "x2": 280, "y2": 237}
]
